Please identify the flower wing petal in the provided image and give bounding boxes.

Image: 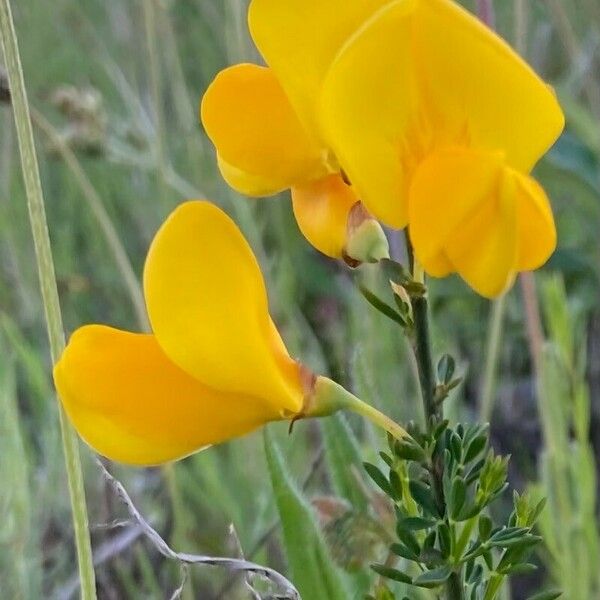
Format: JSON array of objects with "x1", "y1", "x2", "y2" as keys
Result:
[
  {"x1": 319, "y1": 0, "x2": 419, "y2": 228},
  {"x1": 201, "y1": 64, "x2": 325, "y2": 195},
  {"x1": 291, "y1": 175, "x2": 358, "y2": 258},
  {"x1": 54, "y1": 326, "x2": 278, "y2": 465},
  {"x1": 248, "y1": 0, "x2": 394, "y2": 138},
  {"x1": 415, "y1": 0, "x2": 564, "y2": 172},
  {"x1": 144, "y1": 201, "x2": 303, "y2": 414}
]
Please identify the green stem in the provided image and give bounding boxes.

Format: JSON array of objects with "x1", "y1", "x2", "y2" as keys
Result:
[
  {"x1": 409, "y1": 257, "x2": 464, "y2": 600},
  {"x1": 480, "y1": 295, "x2": 507, "y2": 422},
  {"x1": 412, "y1": 293, "x2": 439, "y2": 429},
  {"x1": 310, "y1": 376, "x2": 410, "y2": 442},
  {"x1": 0, "y1": 2, "x2": 97, "y2": 598}
]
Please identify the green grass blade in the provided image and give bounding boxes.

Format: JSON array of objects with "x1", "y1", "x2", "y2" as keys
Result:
[{"x1": 263, "y1": 427, "x2": 350, "y2": 600}]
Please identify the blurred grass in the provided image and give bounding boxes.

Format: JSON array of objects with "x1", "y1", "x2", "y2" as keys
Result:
[{"x1": 0, "y1": 0, "x2": 599, "y2": 598}]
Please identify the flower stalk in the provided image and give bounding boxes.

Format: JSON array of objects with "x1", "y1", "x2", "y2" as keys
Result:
[
  {"x1": 409, "y1": 256, "x2": 465, "y2": 600},
  {"x1": 307, "y1": 375, "x2": 410, "y2": 442},
  {"x1": 0, "y1": 1, "x2": 96, "y2": 597}
]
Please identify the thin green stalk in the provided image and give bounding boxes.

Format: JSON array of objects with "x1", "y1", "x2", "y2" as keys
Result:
[
  {"x1": 142, "y1": 0, "x2": 168, "y2": 203},
  {"x1": 0, "y1": 2, "x2": 97, "y2": 598},
  {"x1": 409, "y1": 254, "x2": 463, "y2": 600},
  {"x1": 412, "y1": 294, "x2": 439, "y2": 428},
  {"x1": 480, "y1": 295, "x2": 507, "y2": 422}
]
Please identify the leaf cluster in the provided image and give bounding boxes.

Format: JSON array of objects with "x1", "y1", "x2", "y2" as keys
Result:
[{"x1": 363, "y1": 420, "x2": 556, "y2": 600}]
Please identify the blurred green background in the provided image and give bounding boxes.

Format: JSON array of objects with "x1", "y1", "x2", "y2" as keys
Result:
[{"x1": 0, "y1": 0, "x2": 599, "y2": 598}]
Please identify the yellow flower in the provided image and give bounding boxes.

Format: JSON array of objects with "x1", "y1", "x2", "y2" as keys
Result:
[
  {"x1": 53, "y1": 202, "x2": 302, "y2": 464},
  {"x1": 316, "y1": 0, "x2": 565, "y2": 297},
  {"x1": 200, "y1": 50, "x2": 389, "y2": 262},
  {"x1": 204, "y1": 0, "x2": 564, "y2": 297},
  {"x1": 54, "y1": 201, "x2": 406, "y2": 465}
]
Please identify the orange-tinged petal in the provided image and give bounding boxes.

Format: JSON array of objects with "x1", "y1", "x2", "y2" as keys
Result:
[
  {"x1": 248, "y1": 0, "x2": 393, "y2": 139},
  {"x1": 319, "y1": 0, "x2": 419, "y2": 228},
  {"x1": 201, "y1": 64, "x2": 325, "y2": 195},
  {"x1": 410, "y1": 148, "x2": 519, "y2": 297},
  {"x1": 291, "y1": 174, "x2": 358, "y2": 258},
  {"x1": 415, "y1": 0, "x2": 564, "y2": 172},
  {"x1": 144, "y1": 201, "x2": 304, "y2": 414},
  {"x1": 513, "y1": 172, "x2": 557, "y2": 271},
  {"x1": 54, "y1": 326, "x2": 279, "y2": 466}
]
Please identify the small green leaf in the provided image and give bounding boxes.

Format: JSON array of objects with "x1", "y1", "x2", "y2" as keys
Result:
[
  {"x1": 409, "y1": 480, "x2": 440, "y2": 517},
  {"x1": 399, "y1": 516, "x2": 436, "y2": 531},
  {"x1": 390, "y1": 542, "x2": 419, "y2": 562},
  {"x1": 449, "y1": 478, "x2": 466, "y2": 520},
  {"x1": 359, "y1": 285, "x2": 407, "y2": 326},
  {"x1": 423, "y1": 530, "x2": 436, "y2": 549},
  {"x1": 438, "y1": 523, "x2": 451, "y2": 558},
  {"x1": 527, "y1": 590, "x2": 562, "y2": 600},
  {"x1": 363, "y1": 462, "x2": 394, "y2": 498},
  {"x1": 500, "y1": 563, "x2": 537, "y2": 576},
  {"x1": 449, "y1": 432, "x2": 462, "y2": 462},
  {"x1": 396, "y1": 528, "x2": 421, "y2": 556},
  {"x1": 464, "y1": 435, "x2": 488, "y2": 464},
  {"x1": 379, "y1": 451, "x2": 393, "y2": 468},
  {"x1": 413, "y1": 565, "x2": 453, "y2": 588},
  {"x1": 371, "y1": 564, "x2": 412, "y2": 584},
  {"x1": 393, "y1": 440, "x2": 427, "y2": 463},
  {"x1": 455, "y1": 501, "x2": 480, "y2": 522},
  {"x1": 478, "y1": 515, "x2": 493, "y2": 541},
  {"x1": 437, "y1": 354, "x2": 456, "y2": 384}
]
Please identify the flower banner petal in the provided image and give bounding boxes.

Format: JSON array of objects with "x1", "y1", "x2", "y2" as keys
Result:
[
  {"x1": 248, "y1": 0, "x2": 393, "y2": 138},
  {"x1": 319, "y1": 0, "x2": 419, "y2": 228},
  {"x1": 415, "y1": 0, "x2": 564, "y2": 172},
  {"x1": 54, "y1": 326, "x2": 278, "y2": 465},
  {"x1": 144, "y1": 201, "x2": 304, "y2": 414},
  {"x1": 201, "y1": 64, "x2": 325, "y2": 195},
  {"x1": 291, "y1": 174, "x2": 357, "y2": 258}
]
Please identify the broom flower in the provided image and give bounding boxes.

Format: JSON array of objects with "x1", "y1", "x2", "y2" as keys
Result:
[
  {"x1": 203, "y1": 0, "x2": 564, "y2": 296},
  {"x1": 54, "y1": 201, "x2": 407, "y2": 465},
  {"x1": 316, "y1": 0, "x2": 565, "y2": 296}
]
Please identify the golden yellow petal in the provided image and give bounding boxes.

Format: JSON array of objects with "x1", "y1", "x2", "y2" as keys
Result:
[
  {"x1": 201, "y1": 64, "x2": 326, "y2": 195},
  {"x1": 54, "y1": 326, "x2": 279, "y2": 466},
  {"x1": 415, "y1": 0, "x2": 564, "y2": 172},
  {"x1": 319, "y1": 0, "x2": 419, "y2": 228},
  {"x1": 144, "y1": 201, "x2": 304, "y2": 414},
  {"x1": 248, "y1": 0, "x2": 393, "y2": 139},
  {"x1": 319, "y1": 0, "x2": 564, "y2": 228},
  {"x1": 291, "y1": 174, "x2": 358, "y2": 258},
  {"x1": 217, "y1": 154, "x2": 289, "y2": 197},
  {"x1": 409, "y1": 148, "x2": 505, "y2": 268},
  {"x1": 410, "y1": 148, "x2": 519, "y2": 298},
  {"x1": 513, "y1": 171, "x2": 557, "y2": 270}
]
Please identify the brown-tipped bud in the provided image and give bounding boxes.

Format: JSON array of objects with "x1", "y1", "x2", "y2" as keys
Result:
[{"x1": 344, "y1": 202, "x2": 390, "y2": 265}]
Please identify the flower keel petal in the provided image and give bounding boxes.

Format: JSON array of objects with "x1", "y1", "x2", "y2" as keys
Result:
[{"x1": 54, "y1": 326, "x2": 279, "y2": 466}]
